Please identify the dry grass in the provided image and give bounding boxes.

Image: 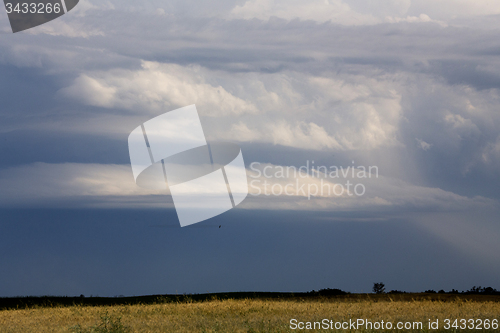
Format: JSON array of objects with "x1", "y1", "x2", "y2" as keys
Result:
[{"x1": 0, "y1": 297, "x2": 499, "y2": 332}]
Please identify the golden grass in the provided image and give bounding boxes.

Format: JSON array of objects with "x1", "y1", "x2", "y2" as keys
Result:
[{"x1": 0, "y1": 297, "x2": 499, "y2": 332}]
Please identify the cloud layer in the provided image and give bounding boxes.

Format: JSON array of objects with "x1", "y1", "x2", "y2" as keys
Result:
[
  {"x1": 0, "y1": 0, "x2": 500, "y2": 298},
  {"x1": 0, "y1": 0, "x2": 499, "y2": 211}
]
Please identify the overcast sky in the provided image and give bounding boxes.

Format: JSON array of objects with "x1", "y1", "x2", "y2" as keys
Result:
[{"x1": 0, "y1": 0, "x2": 499, "y2": 296}]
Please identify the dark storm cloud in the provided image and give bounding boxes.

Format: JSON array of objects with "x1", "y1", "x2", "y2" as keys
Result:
[
  {"x1": 427, "y1": 59, "x2": 500, "y2": 90},
  {"x1": 0, "y1": 208, "x2": 496, "y2": 296},
  {"x1": 0, "y1": 129, "x2": 129, "y2": 168},
  {"x1": 1, "y1": 10, "x2": 499, "y2": 201},
  {"x1": 0, "y1": 0, "x2": 499, "y2": 297}
]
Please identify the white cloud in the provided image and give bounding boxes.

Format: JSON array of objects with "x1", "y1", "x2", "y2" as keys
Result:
[
  {"x1": 482, "y1": 135, "x2": 500, "y2": 166},
  {"x1": 230, "y1": 0, "x2": 380, "y2": 25},
  {"x1": 416, "y1": 138, "x2": 432, "y2": 151},
  {"x1": 389, "y1": 13, "x2": 432, "y2": 23},
  {"x1": 408, "y1": 0, "x2": 500, "y2": 21},
  {"x1": 60, "y1": 61, "x2": 259, "y2": 116},
  {"x1": 398, "y1": 74, "x2": 500, "y2": 176},
  {"x1": 70, "y1": 0, "x2": 115, "y2": 17},
  {"x1": 0, "y1": 0, "x2": 499, "y2": 208},
  {"x1": 25, "y1": 19, "x2": 105, "y2": 38},
  {"x1": 385, "y1": 13, "x2": 447, "y2": 27},
  {"x1": 0, "y1": 163, "x2": 168, "y2": 208},
  {"x1": 230, "y1": 0, "x2": 500, "y2": 25},
  {"x1": 270, "y1": 121, "x2": 343, "y2": 150},
  {"x1": 226, "y1": 122, "x2": 261, "y2": 142},
  {"x1": 60, "y1": 61, "x2": 404, "y2": 151},
  {"x1": 0, "y1": 162, "x2": 494, "y2": 212},
  {"x1": 444, "y1": 113, "x2": 478, "y2": 132},
  {"x1": 63, "y1": 75, "x2": 117, "y2": 107}
]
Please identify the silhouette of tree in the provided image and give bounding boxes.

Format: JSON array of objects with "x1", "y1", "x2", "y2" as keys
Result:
[
  {"x1": 373, "y1": 282, "x2": 385, "y2": 294},
  {"x1": 483, "y1": 287, "x2": 497, "y2": 295},
  {"x1": 388, "y1": 290, "x2": 405, "y2": 294},
  {"x1": 465, "y1": 286, "x2": 498, "y2": 295},
  {"x1": 308, "y1": 288, "x2": 348, "y2": 296}
]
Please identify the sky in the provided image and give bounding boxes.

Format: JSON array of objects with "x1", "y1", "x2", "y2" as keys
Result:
[{"x1": 0, "y1": 0, "x2": 499, "y2": 296}]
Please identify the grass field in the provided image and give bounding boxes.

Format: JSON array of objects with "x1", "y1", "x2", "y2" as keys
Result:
[{"x1": 0, "y1": 294, "x2": 499, "y2": 332}]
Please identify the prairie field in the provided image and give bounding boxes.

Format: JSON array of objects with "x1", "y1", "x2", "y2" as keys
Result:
[{"x1": 0, "y1": 295, "x2": 499, "y2": 332}]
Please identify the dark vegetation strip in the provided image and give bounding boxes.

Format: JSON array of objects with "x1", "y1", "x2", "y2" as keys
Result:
[{"x1": 0, "y1": 288, "x2": 499, "y2": 311}]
